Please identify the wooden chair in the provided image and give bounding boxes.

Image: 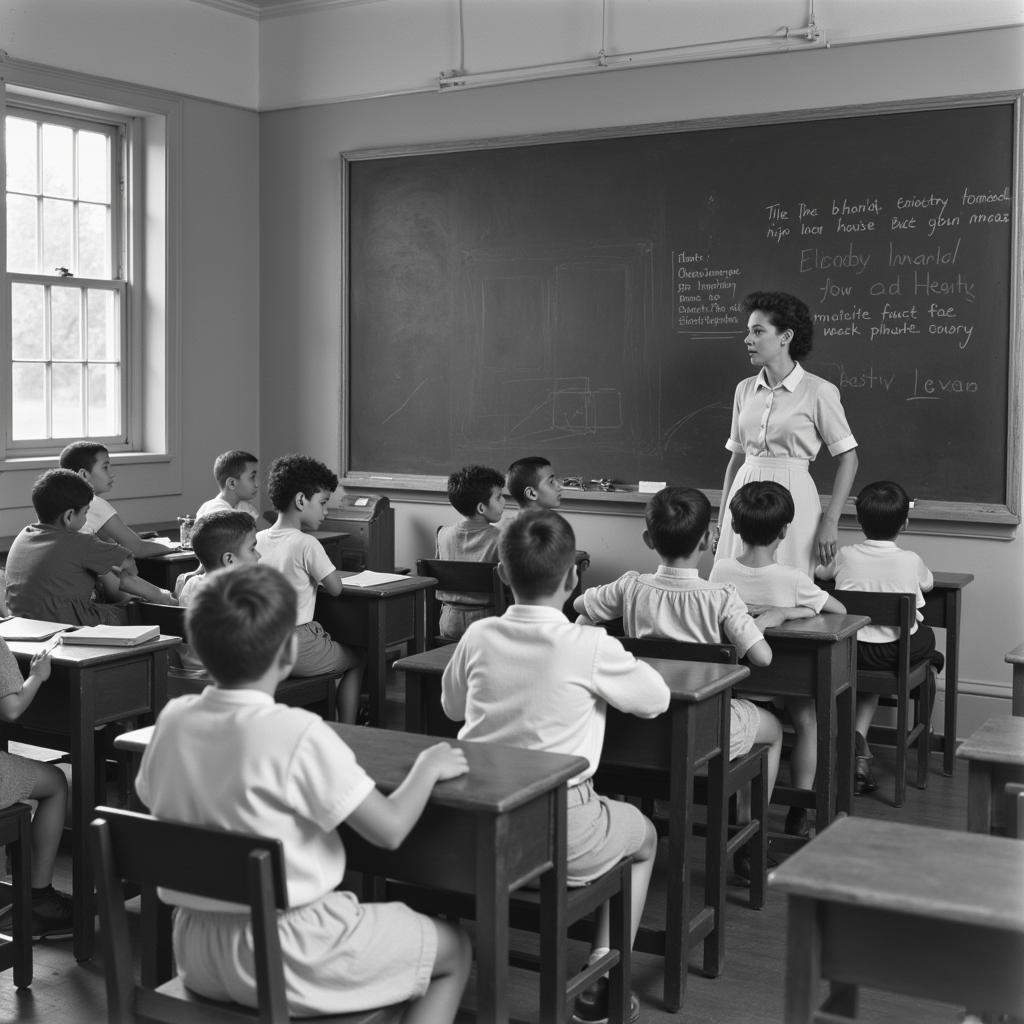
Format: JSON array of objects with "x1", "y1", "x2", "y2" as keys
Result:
[
  {"x1": 415, "y1": 558, "x2": 505, "y2": 648},
  {"x1": 1006, "y1": 782, "x2": 1024, "y2": 839},
  {"x1": 0, "y1": 802, "x2": 32, "y2": 989},
  {"x1": 90, "y1": 805, "x2": 404, "y2": 1024},
  {"x1": 618, "y1": 637, "x2": 770, "y2": 910},
  {"x1": 832, "y1": 590, "x2": 933, "y2": 807}
]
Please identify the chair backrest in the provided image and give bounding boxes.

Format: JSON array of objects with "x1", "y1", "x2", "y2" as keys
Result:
[
  {"x1": 90, "y1": 806, "x2": 289, "y2": 1024},
  {"x1": 416, "y1": 558, "x2": 506, "y2": 645},
  {"x1": 1006, "y1": 782, "x2": 1024, "y2": 839},
  {"x1": 134, "y1": 601, "x2": 187, "y2": 638},
  {"x1": 832, "y1": 589, "x2": 917, "y2": 676},
  {"x1": 618, "y1": 636, "x2": 738, "y2": 664}
]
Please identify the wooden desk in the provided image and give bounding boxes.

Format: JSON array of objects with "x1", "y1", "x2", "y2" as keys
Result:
[
  {"x1": 395, "y1": 644, "x2": 749, "y2": 1012},
  {"x1": 923, "y1": 571, "x2": 973, "y2": 774},
  {"x1": 2, "y1": 635, "x2": 178, "y2": 962},
  {"x1": 1005, "y1": 642, "x2": 1024, "y2": 716},
  {"x1": 314, "y1": 572, "x2": 435, "y2": 726},
  {"x1": 750, "y1": 614, "x2": 869, "y2": 844},
  {"x1": 956, "y1": 715, "x2": 1024, "y2": 834},
  {"x1": 769, "y1": 816, "x2": 1024, "y2": 1022}
]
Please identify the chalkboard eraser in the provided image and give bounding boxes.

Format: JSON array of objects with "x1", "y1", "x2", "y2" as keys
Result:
[{"x1": 639, "y1": 481, "x2": 666, "y2": 494}]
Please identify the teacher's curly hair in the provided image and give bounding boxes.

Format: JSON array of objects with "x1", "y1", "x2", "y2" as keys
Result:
[{"x1": 742, "y1": 291, "x2": 815, "y2": 360}]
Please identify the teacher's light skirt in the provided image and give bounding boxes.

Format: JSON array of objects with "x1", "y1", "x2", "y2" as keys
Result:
[
  {"x1": 716, "y1": 455, "x2": 821, "y2": 577},
  {"x1": 172, "y1": 889, "x2": 437, "y2": 1017}
]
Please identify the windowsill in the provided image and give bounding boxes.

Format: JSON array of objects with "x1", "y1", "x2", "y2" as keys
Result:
[{"x1": 0, "y1": 451, "x2": 174, "y2": 472}]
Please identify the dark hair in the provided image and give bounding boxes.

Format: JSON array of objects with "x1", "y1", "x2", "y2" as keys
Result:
[
  {"x1": 213, "y1": 449, "x2": 258, "y2": 488},
  {"x1": 190, "y1": 510, "x2": 257, "y2": 571},
  {"x1": 186, "y1": 564, "x2": 297, "y2": 687},
  {"x1": 31, "y1": 468, "x2": 95, "y2": 524},
  {"x1": 58, "y1": 441, "x2": 108, "y2": 475},
  {"x1": 644, "y1": 486, "x2": 711, "y2": 559},
  {"x1": 506, "y1": 456, "x2": 551, "y2": 505},
  {"x1": 447, "y1": 464, "x2": 505, "y2": 517},
  {"x1": 266, "y1": 454, "x2": 338, "y2": 512},
  {"x1": 742, "y1": 291, "x2": 814, "y2": 360},
  {"x1": 855, "y1": 480, "x2": 910, "y2": 540},
  {"x1": 729, "y1": 480, "x2": 795, "y2": 547},
  {"x1": 499, "y1": 510, "x2": 575, "y2": 600}
]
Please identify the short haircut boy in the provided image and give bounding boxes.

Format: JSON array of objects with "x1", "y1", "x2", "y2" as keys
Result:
[
  {"x1": 447, "y1": 464, "x2": 504, "y2": 517},
  {"x1": 506, "y1": 456, "x2": 551, "y2": 505},
  {"x1": 499, "y1": 509, "x2": 575, "y2": 600},
  {"x1": 186, "y1": 563, "x2": 297, "y2": 687},
  {"x1": 855, "y1": 480, "x2": 911, "y2": 540},
  {"x1": 644, "y1": 486, "x2": 711, "y2": 560},
  {"x1": 58, "y1": 441, "x2": 107, "y2": 476},
  {"x1": 31, "y1": 469, "x2": 94, "y2": 524},
  {"x1": 266, "y1": 454, "x2": 338, "y2": 512},
  {"x1": 729, "y1": 480, "x2": 796, "y2": 547},
  {"x1": 190, "y1": 510, "x2": 256, "y2": 571},
  {"x1": 213, "y1": 449, "x2": 258, "y2": 488}
]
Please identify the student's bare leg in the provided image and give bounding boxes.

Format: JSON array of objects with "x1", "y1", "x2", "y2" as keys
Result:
[
  {"x1": 335, "y1": 660, "x2": 365, "y2": 724},
  {"x1": 402, "y1": 920, "x2": 471, "y2": 1024},
  {"x1": 592, "y1": 816, "x2": 657, "y2": 953},
  {"x1": 28, "y1": 765, "x2": 68, "y2": 888},
  {"x1": 787, "y1": 698, "x2": 818, "y2": 791},
  {"x1": 855, "y1": 694, "x2": 880, "y2": 754}
]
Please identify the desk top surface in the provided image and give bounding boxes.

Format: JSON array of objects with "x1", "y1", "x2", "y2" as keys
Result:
[
  {"x1": 930, "y1": 571, "x2": 975, "y2": 590},
  {"x1": 1005, "y1": 642, "x2": 1024, "y2": 665},
  {"x1": 956, "y1": 715, "x2": 1024, "y2": 766},
  {"x1": 763, "y1": 612, "x2": 870, "y2": 643},
  {"x1": 137, "y1": 530, "x2": 349, "y2": 563},
  {"x1": 769, "y1": 816, "x2": 1024, "y2": 931},
  {"x1": 8, "y1": 634, "x2": 181, "y2": 665},
  {"x1": 316, "y1": 572, "x2": 436, "y2": 599}
]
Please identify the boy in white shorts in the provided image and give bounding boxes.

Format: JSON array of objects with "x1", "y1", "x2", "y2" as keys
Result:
[
  {"x1": 136, "y1": 564, "x2": 471, "y2": 1020},
  {"x1": 442, "y1": 510, "x2": 669, "y2": 1024}
]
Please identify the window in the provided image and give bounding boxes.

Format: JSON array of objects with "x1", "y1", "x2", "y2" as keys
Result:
[{"x1": 6, "y1": 105, "x2": 126, "y2": 449}]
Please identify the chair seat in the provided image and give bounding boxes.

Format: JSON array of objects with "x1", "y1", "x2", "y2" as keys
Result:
[{"x1": 155, "y1": 977, "x2": 405, "y2": 1022}]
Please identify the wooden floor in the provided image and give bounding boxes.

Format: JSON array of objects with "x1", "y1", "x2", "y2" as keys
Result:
[{"x1": 1, "y1": 682, "x2": 975, "y2": 1024}]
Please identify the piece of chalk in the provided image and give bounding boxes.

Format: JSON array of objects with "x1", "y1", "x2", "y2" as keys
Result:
[{"x1": 639, "y1": 481, "x2": 666, "y2": 493}]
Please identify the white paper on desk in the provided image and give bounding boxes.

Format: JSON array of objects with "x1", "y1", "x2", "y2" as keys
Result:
[
  {"x1": 147, "y1": 536, "x2": 180, "y2": 550},
  {"x1": 0, "y1": 617, "x2": 74, "y2": 641},
  {"x1": 343, "y1": 571, "x2": 409, "y2": 588}
]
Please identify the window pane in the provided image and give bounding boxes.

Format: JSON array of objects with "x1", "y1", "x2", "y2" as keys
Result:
[
  {"x1": 78, "y1": 131, "x2": 110, "y2": 203},
  {"x1": 52, "y1": 363, "x2": 83, "y2": 437},
  {"x1": 12, "y1": 362, "x2": 45, "y2": 440},
  {"x1": 41, "y1": 123, "x2": 73, "y2": 199},
  {"x1": 87, "y1": 364, "x2": 119, "y2": 435},
  {"x1": 86, "y1": 289, "x2": 119, "y2": 360},
  {"x1": 7, "y1": 193, "x2": 38, "y2": 273},
  {"x1": 6, "y1": 117, "x2": 38, "y2": 194},
  {"x1": 51, "y1": 286, "x2": 82, "y2": 360},
  {"x1": 78, "y1": 203, "x2": 110, "y2": 278},
  {"x1": 42, "y1": 198, "x2": 73, "y2": 274},
  {"x1": 11, "y1": 283, "x2": 45, "y2": 360}
]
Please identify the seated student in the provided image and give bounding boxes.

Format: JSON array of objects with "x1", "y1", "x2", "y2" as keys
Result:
[
  {"x1": 0, "y1": 641, "x2": 73, "y2": 940},
  {"x1": 442, "y1": 510, "x2": 669, "y2": 1024},
  {"x1": 816, "y1": 480, "x2": 944, "y2": 795},
  {"x1": 256, "y1": 454, "x2": 365, "y2": 722},
  {"x1": 195, "y1": 449, "x2": 260, "y2": 522},
  {"x1": 506, "y1": 455, "x2": 562, "y2": 510},
  {"x1": 5, "y1": 470, "x2": 173, "y2": 626},
  {"x1": 434, "y1": 464, "x2": 506, "y2": 640},
  {"x1": 709, "y1": 480, "x2": 846, "y2": 838},
  {"x1": 136, "y1": 564, "x2": 472, "y2": 1021},
  {"x1": 59, "y1": 441, "x2": 172, "y2": 558},
  {"x1": 574, "y1": 486, "x2": 783, "y2": 882}
]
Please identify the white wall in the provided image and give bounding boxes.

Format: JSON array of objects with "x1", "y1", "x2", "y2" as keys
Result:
[{"x1": 259, "y1": 27, "x2": 1024, "y2": 730}]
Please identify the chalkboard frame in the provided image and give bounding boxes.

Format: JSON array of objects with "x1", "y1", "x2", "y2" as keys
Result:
[{"x1": 340, "y1": 93, "x2": 1023, "y2": 526}]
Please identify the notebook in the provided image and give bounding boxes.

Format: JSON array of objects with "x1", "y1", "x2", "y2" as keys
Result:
[
  {"x1": 0, "y1": 617, "x2": 74, "y2": 642},
  {"x1": 342, "y1": 571, "x2": 409, "y2": 588},
  {"x1": 60, "y1": 624, "x2": 160, "y2": 647}
]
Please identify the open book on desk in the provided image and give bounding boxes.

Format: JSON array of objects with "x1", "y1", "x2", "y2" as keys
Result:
[
  {"x1": 0, "y1": 617, "x2": 75, "y2": 642},
  {"x1": 342, "y1": 571, "x2": 410, "y2": 588}
]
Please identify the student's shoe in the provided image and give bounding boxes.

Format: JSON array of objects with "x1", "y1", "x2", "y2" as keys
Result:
[
  {"x1": 571, "y1": 976, "x2": 640, "y2": 1024},
  {"x1": 732, "y1": 844, "x2": 778, "y2": 886},
  {"x1": 29, "y1": 885, "x2": 74, "y2": 941},
  {"x1": 784, "y1": 806, "x2": 810, "y2": 838},
  {"x1": 855, "y1": 755, "x2": 879, "y2": 795}
]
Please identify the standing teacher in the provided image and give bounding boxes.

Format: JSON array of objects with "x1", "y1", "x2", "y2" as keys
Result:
[{"x1": 714, "y1": 291, "x2": 858, "y2": 576}]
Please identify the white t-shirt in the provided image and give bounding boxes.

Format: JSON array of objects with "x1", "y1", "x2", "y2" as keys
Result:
[
  {"x1": 442, "y1": 604, "x2": 669, "y2": 785},
  {"x1": 255, "y1": 526, "x2": 335, "y2": 625},
  {"x1": 81, "y1": 494, "x2": 117, "y2": 535},
  {"x1": 195, "y1": 496, "x2": 259, "y2": 522},
  {"x1": 709, "y1": 558, "x2": 830, "y2": 614},
  {"x1": 136, "y1": 687, "x2": 374, "y2": 911}
]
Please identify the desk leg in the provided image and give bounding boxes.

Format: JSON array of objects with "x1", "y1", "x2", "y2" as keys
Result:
[
  {"x1": 476, "y1": 815, "x2": 510, "y2": 1024},
  {"x1": 966, "y1": 762, "x2": 993, "y2": 834},
  {"x1": 783, "y1": 895, "x2": 820, "y2": 1024},
  {"x1": 70, "y1": 686, "x2": 97, "y2": 963},
  {"x1": 412, "y1": 591, "x2": 428, "y2": 658},
  {"x1": 367, "y1": 603, "x2": 387, "y2": 728},
  {"x1": 538, "y1": 788, "x2": 568, "y2": 1024},
  {"x1": 404, "y1": 670, "x2": 425, "y2": 733},
  {"x1": 703, "y1": 709, "x2": 727, "y2": 981},
  {"x1": 1014, "y1": 666, "x2": 1024, "y2": 717},
  {"x1": 942, "y1": 592, "x2": 962, "y2": 776},
  {"x1": 836, "y1": 640, "x2": 856, "y2": 818},
  {"x1": 814, "y1": 655, "x2": 836, "y2": 832}
]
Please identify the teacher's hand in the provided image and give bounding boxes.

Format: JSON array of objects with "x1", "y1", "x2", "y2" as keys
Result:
[{"x1": 815, "y1": 519, "x2": 839, "y2": 566}]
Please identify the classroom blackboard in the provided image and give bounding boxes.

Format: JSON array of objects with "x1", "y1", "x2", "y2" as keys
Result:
[{"x1": 344, "y1": 99, "x2": 1020, "y2": 520}]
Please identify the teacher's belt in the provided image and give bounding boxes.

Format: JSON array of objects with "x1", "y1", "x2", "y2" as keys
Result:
[{"x1": 744, "y1": 455, "x2": 810, "y2": 473}]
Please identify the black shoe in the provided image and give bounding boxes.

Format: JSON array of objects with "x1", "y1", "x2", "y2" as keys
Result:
[
  {"x1": 572, "y1": 976, "x2": 640, "y2": 1024},
  {"x1": 28, "y1": 886, "x2": 74, "y2": 941},
  {"x1": 855, "y1": 755, "x2": 879, "y2": 795},
  {"x1": 784, "y1": 806, "x2": 810, "y2": 838},
  {"x1": 732, "y1": 844, "x2": 778, "y2": 886}
]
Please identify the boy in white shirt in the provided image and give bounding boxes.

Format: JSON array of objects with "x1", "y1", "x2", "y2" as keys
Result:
[
  {"x1": 195, "y1": 449, "x2": 260, "y2": 522},
  {"x1": 137, "y1": 563, "x2": 471, "y2": 1020},
  {"x1": 710, "y1": 480, "x2": 846, "y2": 838},
  {"x1": 443, "y1": 510, "x2": 669, "y2": 1024},
  {"x1": 256, "y1": 454, "x2": 365, "y2": 722},
  {"x1": 816, "y1": 480, "x2": 943, "y2": 795}
]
